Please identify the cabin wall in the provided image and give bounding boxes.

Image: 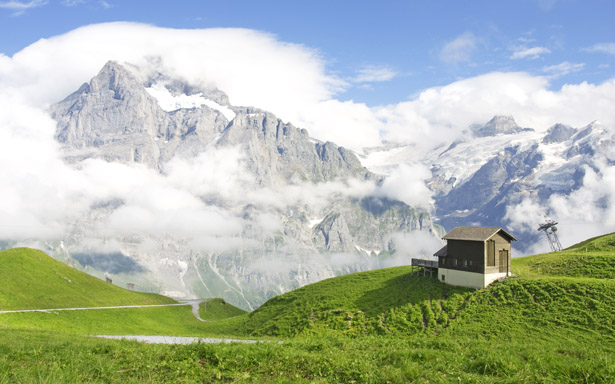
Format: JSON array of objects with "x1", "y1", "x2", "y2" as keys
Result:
[
  {"x1": 483, "y1": 233, "x2": 511, "y2": 275},
  {"x1": 442, "y1": 239, "x2": 484, "y2": 273}
]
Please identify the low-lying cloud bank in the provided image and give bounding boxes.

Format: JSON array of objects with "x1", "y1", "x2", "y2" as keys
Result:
[{"x1": 1, "y1": 22, "x2": 614, "y2": 252}]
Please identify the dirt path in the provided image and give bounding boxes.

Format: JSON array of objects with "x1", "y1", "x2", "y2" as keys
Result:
[
  {"x1": 177, "y1": 299, "x2": 206, "y2": 321},
  {"x1": 1, "y1": 300, "x2": 269, "y2": 345},
  {"x1": 0, "y1": 303, "x2": 189, "y2": 314},
  {"x1": 0, "y1": 301, "x2": 206, "y2": 322}
]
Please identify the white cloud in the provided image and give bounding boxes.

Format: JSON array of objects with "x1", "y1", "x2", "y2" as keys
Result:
[
  {"x1": 4, "y1": 22, "x2": 612, "y2": 156},
  {"x1": 583, "y1": 42, "x2": 615, "y2": 55},
  {"x1": 62, "y1": 0, "x2": 86, "y2": 6},
  {"x1": 377, "y1": 164, "x2": 433, "y2": 209},
  {"x1": 353, "y1": 65, "x2": 397, "y2": 83},
  {"x1": 0, "y1": 0, "x2": 46, "y2": 9},
  {"x1": 386, "y1": 231, "x2": 444, "y2": 263},
  {"x1": 0, "y1": 94, "x2": 85, "y2": 240},
  {"x1": 505, "y1": 159, "x2": 615, "y2": 252},
  {"x1": 440, "y1": 33, "x2": 476, "y2": 63},
  {"x1": 164, "y1": 147, "x2": 253, "y2": 201},
  {"x1": 511, "y1": 46, "x2": 551, "y2": 60},
  {"x1": 245, "y1": 178, "x2": 377, "y2": 213},
  {"x1": 542, "y1": 61, "x2": 585, "y2": 78},
  {"x1": 1, "y1": 23, "x2": 341, "y2": 120},
  {"x1": 61, "y1": 0, "x2": 114, "y2": 9},
  {"x1": 297, "y1": 99, "x2": 384, "y2": 150},
  {"x1": 375, "y1": 72, "x2": 615, "y2": 152},
  {"x1": 0, "y1": 86, "x2": 249, "y2": 247},
  {"x1": 0, "y1": 0, "x2": 46, "y2": 15}
]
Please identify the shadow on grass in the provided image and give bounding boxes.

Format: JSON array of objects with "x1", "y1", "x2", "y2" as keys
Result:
[{"x1": 354, "y1": 272, "x2": 471, "y2": 316}]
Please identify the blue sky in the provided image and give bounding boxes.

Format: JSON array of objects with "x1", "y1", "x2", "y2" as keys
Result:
[{"x1": 1, "y1": 0, "x2": 613, "y2": 106}]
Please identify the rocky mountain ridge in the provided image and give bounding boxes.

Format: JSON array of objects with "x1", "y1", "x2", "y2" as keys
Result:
[{"x1": 48, "y1": 61, "x2": 437, "y2": 310}]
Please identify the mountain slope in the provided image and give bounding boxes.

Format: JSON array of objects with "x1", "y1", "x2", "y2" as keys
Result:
[
  {"x1": 51, "y1": 60, "x2": 368, "y2": 183},
  {"x1": 0, "y1": 248, "x2": 174, "y2": 310},
  {"x1": 44, "y1": 61, "x2": 438, "y2": 310}
]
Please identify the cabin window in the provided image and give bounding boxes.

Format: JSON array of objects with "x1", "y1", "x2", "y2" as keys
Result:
[
  {"x1": 463, "y1": 259, "x2": 468, "y2": 268},
  {"x1": 487, "y1": 240, "x2": 496, "y2": 266},
  {"x1": 469, "y1": 260, "x2": 473, "y2": 266},
  {"x1": 451, "y1": 258, "x2": 457, "y2": 267}
]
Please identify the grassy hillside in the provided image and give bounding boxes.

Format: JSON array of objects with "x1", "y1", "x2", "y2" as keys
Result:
[
  {"x1": 0, "y1": 248, "x2": 175, "y2": 310},
  {"x1": 239, "y1": 267, "x2": 470, "y2": 337},
  {"x1": 512, "y1": 232, "x2": 615, "y2": 278},
  {"x1": 1, "y1": 234, "x2": 614, "y2": 382},
  {"x1": 199, "y1": 298, "x2": 246, "y2": 321},
  {"x1": 198, "y1": 232, "x2": 615, "y2": 340},
  {"x1": 204, "y1": 271, "x2": 615, "y2": 340}
]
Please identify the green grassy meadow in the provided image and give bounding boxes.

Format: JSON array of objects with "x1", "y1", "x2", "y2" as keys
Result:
[
  {"x1": 1, "y1": 235, "x2": 614, "y2": 383},
  {"x1": 0, "y1": 248, "x2": 174, "y2": 310},
  {"x1": 199, "y1": 298, "x2": 247, "y2": 321},
  {"x1": 512, "y1": 232, "x2": 615, "y2": 278}
]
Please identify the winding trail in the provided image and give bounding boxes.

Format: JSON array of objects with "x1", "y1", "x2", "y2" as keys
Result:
[
  {"x1": 0, "y1": 299, "x2": 270, "y2": 344},
  {"x1": 0, "y1": 303, "x2": 188, "y2": 314},
  {"x1": 0, "y1": 301, "x2": 207, "y2": 322},
  {"x1": 178, "y1": 299, "x2": 206, "y2": 322}
]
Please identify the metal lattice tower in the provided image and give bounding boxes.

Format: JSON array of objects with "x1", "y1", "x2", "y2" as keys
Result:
[{"x1": 537, "y1": 219, "x2": 562, "y2": 252}]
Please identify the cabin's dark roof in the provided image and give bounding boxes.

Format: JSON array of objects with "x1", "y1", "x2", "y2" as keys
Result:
[
  {"x1": 433, "y1": 245, "x2": 448, "y2": 257},
  {"x1": 442, "y1": 227, "x2": 517, "y2": 242}
]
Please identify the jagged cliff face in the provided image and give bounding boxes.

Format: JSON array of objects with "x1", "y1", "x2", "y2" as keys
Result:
[
  {"x1": 52, "y1": 62, "x2": 369, "y2": 185},
  {"x1": 49, "y1": 61, "x2": 438, "y2": 310}
]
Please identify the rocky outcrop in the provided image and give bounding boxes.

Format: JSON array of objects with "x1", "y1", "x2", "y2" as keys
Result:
[
  {"x1": 542, "y1": 123, "x2": 576, "y2": 144},
  {"x1": 217, "y1": 108, "x2": 368, "y2": 186},
  {"x1": 52, "y1": 61, "x2": 230, "y2": 170},
  {"x1": 470, "y1": 115, "x2": 533, "y2": 137}
]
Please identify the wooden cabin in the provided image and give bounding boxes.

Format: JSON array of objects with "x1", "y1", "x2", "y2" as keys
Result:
[{"x1": 434, "y1": 227, "x2": 516, "y2": 289}]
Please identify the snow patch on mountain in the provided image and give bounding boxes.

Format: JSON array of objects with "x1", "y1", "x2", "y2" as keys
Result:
[
  {"x1": 427, "y1": 130, "x2": 542, "y2": 189},
  {"x1": 145, "y1": 82, "x2": 236, "y2": 121},
  {"x1": 362, "y1": 130, "x2": 542, "y2": 190}
]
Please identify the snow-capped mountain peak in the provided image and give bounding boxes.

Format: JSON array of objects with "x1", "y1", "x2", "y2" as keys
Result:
[{"x1": 470, "y1": 115, "x2": 533, "y2": 137}]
